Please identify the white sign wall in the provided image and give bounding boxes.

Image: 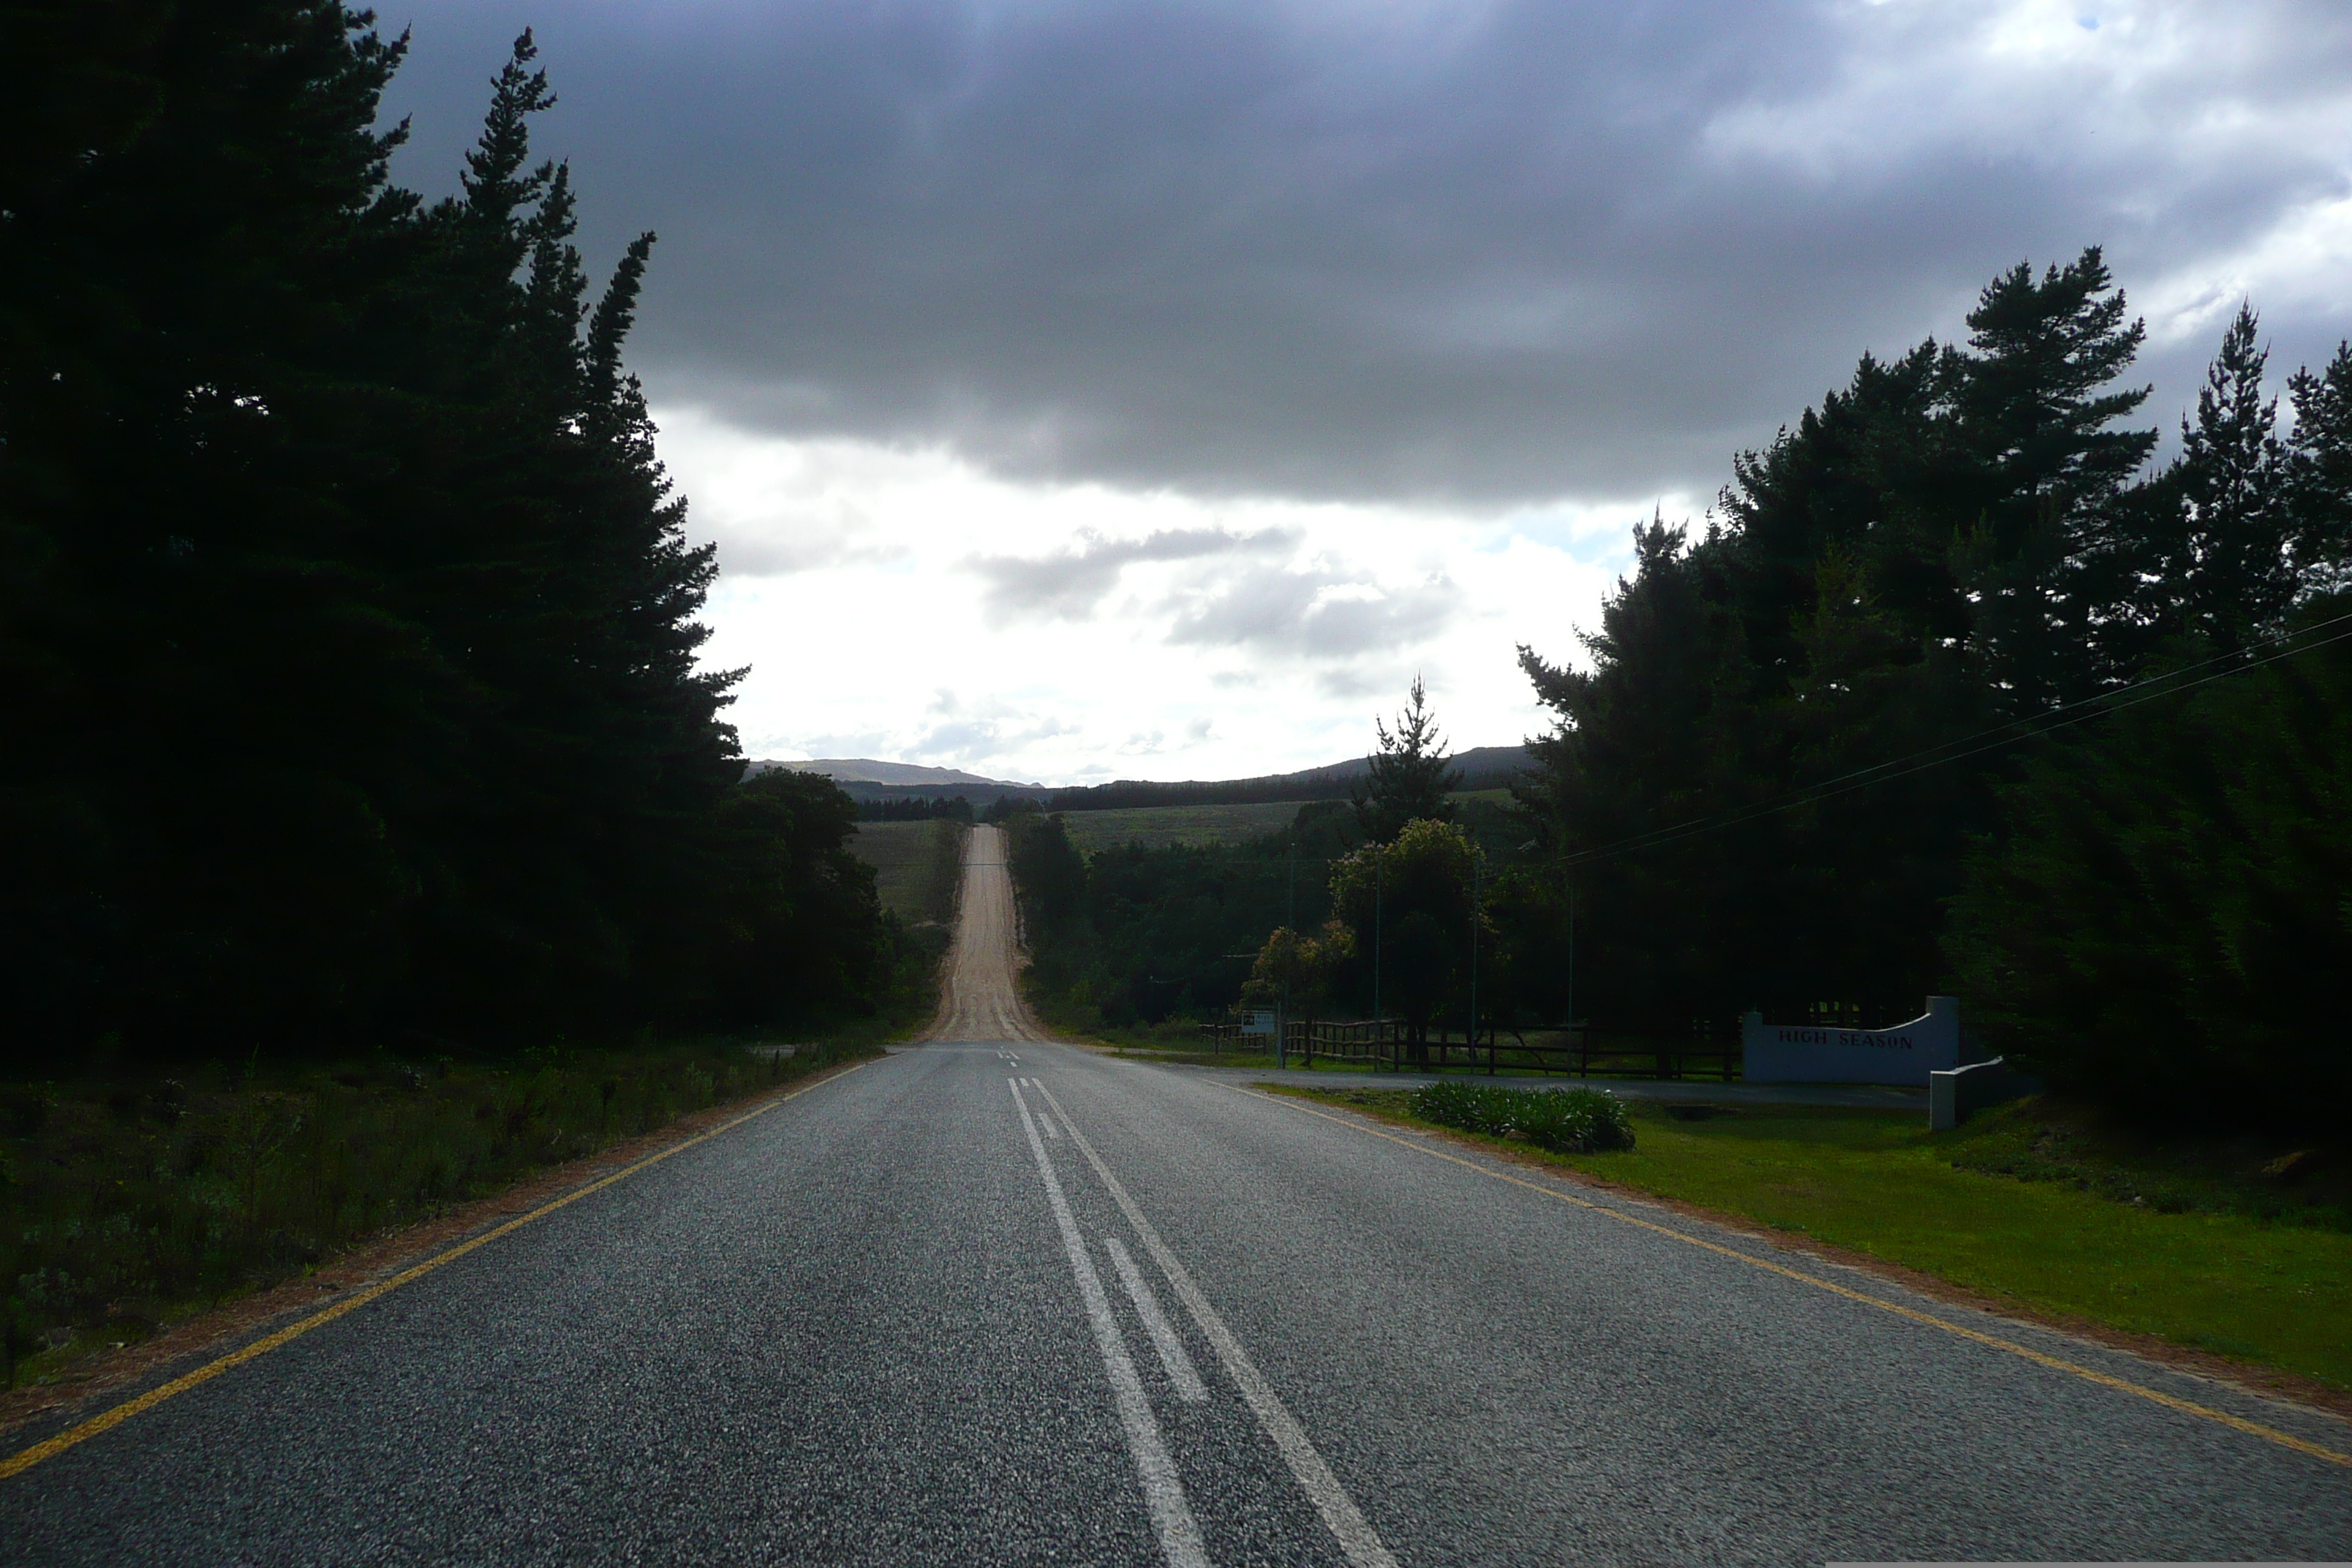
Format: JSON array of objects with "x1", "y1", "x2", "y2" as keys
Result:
[{"x1": 1741, "y1": 997, "x2": 1960, "y2": 1087}]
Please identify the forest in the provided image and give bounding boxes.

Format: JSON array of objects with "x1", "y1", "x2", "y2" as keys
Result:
[
  {"x1": 1516, "y1": 252, "x2": 2351, "y2": 1129},
  {"x1": 0, "y1": 10, "x2": 919, "y2": 1069},
  {"x1": 1009, "y1": 255, "x2": 2352, "y2": 1132}
]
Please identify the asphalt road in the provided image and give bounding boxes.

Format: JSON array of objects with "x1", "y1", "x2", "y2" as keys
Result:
[{"x1": 3, "y1": 826, "x2": 2346, "y2": 1563}]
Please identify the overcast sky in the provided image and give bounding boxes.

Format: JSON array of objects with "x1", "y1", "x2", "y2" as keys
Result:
[{"x1": 378, "y1": 0, "x2": 2352, "y2": 784}]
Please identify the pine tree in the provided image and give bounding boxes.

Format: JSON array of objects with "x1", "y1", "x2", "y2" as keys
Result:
[
  {"x1": 1947, "y1": 591, "x2": 2352, "y2": 1130},
  {"x1": 1352, "y1": 676, "x2": 1462, "y2": 844},
  {"x1": 1, "y1": 1, "x2": 431, "y2": 1053},
  {"x1": 1515, "y1": 521, "x2": 1767, "y2": 1023},
  {"x1": 0, "y1": 16, "x2": 894, "y2": 1061},
  {"x1": 2285, "y1": 342, "x2": 2352, "y2": 598},
  {"x1": 2144, "y1": 305, "x2": 2293, "y2": 650},
  {"x1": 1721, "y1": 340, "x2": 1964, "y2": 684},
  {"x1": 1952, "y1": 248, "x2": 2159, "y2": 712}
]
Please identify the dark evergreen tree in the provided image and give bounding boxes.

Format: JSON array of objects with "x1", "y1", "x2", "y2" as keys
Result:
[
  {"x1": 1511, "y1": 252, "x2": 2164, "y2": 1033},
  {"x1": 1352, "y1": 675, "x2": 1462, "y2": 844},
  {"x1": 1721, "y1": 341, "x2": 1964, "y2": 683},
  {"x1": 702, "y1": 771, "x2": 894, "y2": 1028},
  {"x1": 1950, "y1": 249, "x2": 2158, "y2": 711},
  {"x1": 2144, "y1": 305, "x2": 2295, "y2": 650},
  {"x1": 0, "y1": 14, "x2": 900, "y2": 1064},
  {"x1": 1513, "y1": 520, "x2": 1764, "y2": 1024},
  {"x1": 1, "y1": 1, "x2": 433, "y2": 1049},
  {"x1": 2285, "y1": 342, "x2": 2352, "y2": 599},
  {"x1": 1947, "y1": 593, "x2": 2352, "y2": 1130}
]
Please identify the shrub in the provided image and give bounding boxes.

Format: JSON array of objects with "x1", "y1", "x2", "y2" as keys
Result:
[{"x1": 1411, "y1": 1082, "x2": 1636, "y2": 1153}]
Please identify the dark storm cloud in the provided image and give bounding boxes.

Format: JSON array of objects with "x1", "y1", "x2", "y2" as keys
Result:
[{"x1": 379, "y1": 1, "x2": 2352, "y2": 506}]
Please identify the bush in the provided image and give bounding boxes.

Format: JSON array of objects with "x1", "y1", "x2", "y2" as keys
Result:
[{"x1": 1411, "y1": 1082, "x2": 1636, "y2": 1153}]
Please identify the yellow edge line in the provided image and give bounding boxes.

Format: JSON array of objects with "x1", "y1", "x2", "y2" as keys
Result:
[
  {"x1": 0, "y1": 1060, "x2": 869, "y2": 1482},
  {"x1": 1239, "y1": 1085, "x2": 2352, "y2": 1471}
]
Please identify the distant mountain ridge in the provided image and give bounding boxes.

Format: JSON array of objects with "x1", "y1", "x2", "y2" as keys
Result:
[
  {"x1": 750, "y1": 758, "x2": 1044, "y2": 788},
  {"x1": 749, "y1": 745, "x2": 1532, "y2": 810},
  {"x1": 1039, "y1": 745, "x2": 1531, "y2": 812}
]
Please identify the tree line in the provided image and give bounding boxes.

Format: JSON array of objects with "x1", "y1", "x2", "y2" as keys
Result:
[
  {"x1": 998, "y1": 682, "x2": 1526, "y2": 1047},
  {"x1": 857, "y1": 794, "x2": 976, "y2": 823},
  {"x1": 1001, "y1": 252, "x2": 2351, "y2": 1128},
  {"x1": 1508, "y1": 251, "x2": 2350, "y2": 1126},
  {"x1": 1, "y1": 10, "x2": 913, "y2": 1068}
]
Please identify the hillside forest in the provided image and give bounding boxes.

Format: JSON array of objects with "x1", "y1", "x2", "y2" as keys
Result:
[
  {"x1": 1006, "y1": 255, "x2": 2352, "y2": 1133},
  {"x1": 1, "y1": 12, "x2": 924, "y2": 1071}
]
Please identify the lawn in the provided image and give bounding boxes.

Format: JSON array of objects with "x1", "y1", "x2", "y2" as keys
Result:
[{"x1": 1273, "y1": 1086, "x2": 2352, "y2": 1391}]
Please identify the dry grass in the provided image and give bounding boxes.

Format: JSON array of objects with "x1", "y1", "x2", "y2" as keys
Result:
[
  {"x1": 851, "y1": 820, "x2": 957, "y2": 919},
  {"x1": 1058, "y1": 802, "x2": 1304, "y2": 851}
]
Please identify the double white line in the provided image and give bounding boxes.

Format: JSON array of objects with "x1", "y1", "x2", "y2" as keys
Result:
[{"x1": 1009, "y1": 1077, "x2": 1396, "y2": 1568}]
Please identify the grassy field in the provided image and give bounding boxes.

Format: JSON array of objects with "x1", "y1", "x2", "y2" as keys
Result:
[
  {"x1": 1056, "y1": 789, "x2": 1512, "y2": 853},
  {"x1": 1058, "y1": 802, "x2": 1303, "y2": 851},
  {"x1": 1273, "y1": 1085, "x2": 2352, "y2": 1391},
  {"x1": 851, "y1": 820, "x2": 963, "y2": 921}
]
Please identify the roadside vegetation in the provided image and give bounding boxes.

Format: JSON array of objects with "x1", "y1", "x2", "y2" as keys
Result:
[
  {"x1": 1410, "y1": 1083, "x2": 1636, "y2": 1153},
  {"x1": 1504, "y1": 268, "x2": 2351, "y2": 1133},
  {"x1": 1000, "y1": 257, "x2": 2352, "y2": 1145},
  {"x1": 1, "y1": 1039, "x2": 884, "y2": 1393},
  {"x1": 1, "y1": 17, "x2": 949, "y2": 1398},
  {"x1": 1274, "y1": 1084, "x2": 2351, "y2": 1390},
  {"x1": 3, "y1": 20, "x2": 918, "y2": 1067},
  {"x1": 997, "y1": 780, "x2": 1528, "y2": 1043}
]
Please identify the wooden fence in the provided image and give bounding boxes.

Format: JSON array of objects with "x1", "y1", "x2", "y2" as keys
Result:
[{"x1": 1196, "y1": 1020, "x2": 1741, "y2": 1079}]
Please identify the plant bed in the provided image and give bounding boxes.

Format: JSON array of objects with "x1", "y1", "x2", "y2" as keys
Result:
[{"x1": 1411, "y1": 1082, "x2": 1637, "y2": 1153}]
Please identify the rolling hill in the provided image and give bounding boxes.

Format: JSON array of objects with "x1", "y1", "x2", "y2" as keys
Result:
[{"x1": 751, "y1": 745, "x2": 1533, "y2": 810}]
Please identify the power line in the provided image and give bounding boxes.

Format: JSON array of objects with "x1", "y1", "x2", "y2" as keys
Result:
[
  {"x1": 1552, "y1": 614, "x2": 2352, "y2": 870},
  {"x1": 1035, "y1": 608, "x2": 2352, "y2": 884}
]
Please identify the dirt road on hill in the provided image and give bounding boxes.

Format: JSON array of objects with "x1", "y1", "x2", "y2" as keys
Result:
[{"x1": 927, "y1": 822, "x2": 1049, "y2": 1043}]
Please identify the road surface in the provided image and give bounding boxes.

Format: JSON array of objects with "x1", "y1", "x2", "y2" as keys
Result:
[{"x1": 1, "y1": 823, "x2": 2345, "y2": 1562}]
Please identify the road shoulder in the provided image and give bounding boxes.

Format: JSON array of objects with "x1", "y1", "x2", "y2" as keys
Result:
[
  {"x1": 1253, "y1": 1079, "x2": 2352, "y2": 1425},
  {"x1": 0, "y1": 1053, "x2": 878, "y2": 1450}
]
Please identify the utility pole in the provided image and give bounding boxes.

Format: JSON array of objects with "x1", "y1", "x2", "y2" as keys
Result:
[
  {"x1": 1567, "y1": 870, "x2": 1577, "y2": 1052},
  {"x1": 1280, "y1": 834, "x2": 1294, "y2": 1070},
  {"x1": 1372, "y1": 844, "x2": 1383, "y2": 1070},
  {"x1": 1471, "y1": 848, "x2": 1485, "y2": 1076}
]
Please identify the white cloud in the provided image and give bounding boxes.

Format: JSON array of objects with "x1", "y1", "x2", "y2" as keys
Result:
[
  {"x1": 663, "y1": 404, "x2": 1652, "y2": 784},
  {"x1": 2141, "y1": 189, "x2": 2352, "y2": 347},
  {"x1": 369, "y1": 0, "x2": 2352, "y2": 788}
]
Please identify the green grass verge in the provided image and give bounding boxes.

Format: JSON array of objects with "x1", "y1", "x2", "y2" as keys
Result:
[{"x1": 1270, "y1": 1085, "x2": 2352, "y2": 1390}]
